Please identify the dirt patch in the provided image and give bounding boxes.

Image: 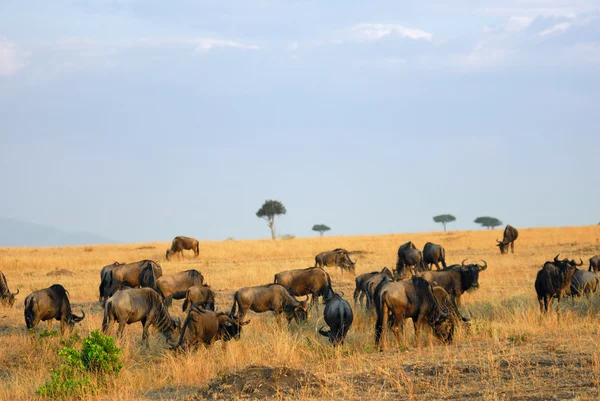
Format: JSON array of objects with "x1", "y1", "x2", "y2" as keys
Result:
[
  {"x1": 186, "y1": 365, "x2": 323, "y2": 400},
  {"x1": 46, "y1": 269, "x2": 73, "y2": 276}
]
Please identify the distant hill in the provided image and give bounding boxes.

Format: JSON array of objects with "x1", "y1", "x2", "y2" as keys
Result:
[{"x1": 0, "y1": 218, "x2": 117, "y2": 247}]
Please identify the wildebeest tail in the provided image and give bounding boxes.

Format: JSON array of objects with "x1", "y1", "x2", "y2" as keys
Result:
[
  {"x1": 24, "y1": 295, "x2": 35, "y2": 329},
  {"x1": 101, "y1": 300, "x2": 113, "y2": 332},
  {"x1": 182, "y1": 290, "x2": 191, "y2": 312},
  {"x1": 441, "y1": 248, "x2": 447, "y2": 269},
  {"x1": 229, "y1": 294, "x2": 239, "y2": 318},
  {"x1": 139, "y1": 264, "x2": 157, "y2": 289}
]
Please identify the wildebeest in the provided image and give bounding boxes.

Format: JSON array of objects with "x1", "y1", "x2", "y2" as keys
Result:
[
  {"x1": 497, "y1": 225, "x2": 519, "y2": 254},
  {"x1": 273, "y1": 267, "x2": 333, "y2": 311},
  {"x1": 101, "y1": 260, "x2": 163, "y2": 303},
  {"x1": 314, "y1": 248, "x2": 356, "y2": 274},
  {"x1": 318, "y1": 293, "x2": 353, "y2": 346},
  {"x1": 363, "y1": 267, "x2": 395, "y2": 309},
  {"x1": 102, "y1": 288, "x2": 180, "y2": 343},
  {"x1": 230, "y1": 284, "x2": 309, "y2": 324},
  {"x1": 374, "y1": 276, "x2": 453, "y2": 349},
  {"x1": 170, "y1": 307, "x2": 249, "y2": 349},
  {"x1": 182, "y1": 284, "x2": 216, "y2": 312},
  {"x1": 589, "y1": 255, "x2": 600, "y2": 273},
  {"x1": 396, "y1": 242, "x2": 426, "y2": 276},
  {"x1": 535, "y1": 254, "x2": 581, "y2": 316},
  {"x1": 166, "y1": 236, "x2": 200, "y2": 260},
  {"x1": 421, "y1": 259, "x2": 488, "y2": 308},
  {"x1": 353, "y1": 267, "x2": 392, "y2": 307},
  {"x1": 567, "y1": 268, "x2": 600, "y2": 301},
  {"x1": 0, "y1": 271, "x2": 19, "y2": 307},
  {"x1": 98, "y1": 261, "x2": 122, "y2": 302},
  {"x1": 423, "y1": 242, "x2": 447, "y2": 270},
  {"x1": 24, "y1": 284, "x2": 85, "y2": 336},
  {"x1": 155, "y1": 270, "x2": 204, "y2": 307}
]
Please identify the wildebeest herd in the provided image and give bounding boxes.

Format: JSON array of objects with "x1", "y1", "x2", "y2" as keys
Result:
[{"x1": 2, "y1": 226, "x2": 600, "y2": 351}]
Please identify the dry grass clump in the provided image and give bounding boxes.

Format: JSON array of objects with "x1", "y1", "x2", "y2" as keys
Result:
[{"x1": 1, "y1": 226, "x2": 600, "y2": 400}]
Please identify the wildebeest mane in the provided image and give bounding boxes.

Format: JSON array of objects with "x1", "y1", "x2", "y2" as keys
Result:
[{"x1": 536, "y1": 261, "x2": 574, "y2": 297}]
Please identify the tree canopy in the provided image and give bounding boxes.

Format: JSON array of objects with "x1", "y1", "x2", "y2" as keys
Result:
[
  {"x1": 312, "y1": 224, "x2": 331, "y2": 237},
  {"x1": 433, "y1": 214, "x2": 456, "y2": 232},
  {"x1": 256, "y1": 200, "x2": 286, "y2": 240},
  {"x1": 474, "y1": 216, "x2": 503, "y2": 230}
]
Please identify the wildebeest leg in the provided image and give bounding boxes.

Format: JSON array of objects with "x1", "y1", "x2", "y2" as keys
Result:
[
  {"x1": 434, "y1": 262, "x2": 440, "y2": 271},
  {"x1": 538, "y1": 296, "x2": 544, "y2": 314},
  {"x1": 311, "y1": 293, "x2": 319, "y2": 312},
  {"x1": 141, "y1": 317, "x2": 150, "y2": 344},
  {"x1": 390, "y1": 317, "x2": 402, "y2": 348},
  {"x1": 511, "y1": 241, "x2": 515, "y2": 254},
  {"x1": 413, "y1": 315, "x2": 426, "y2": 347},
  {"x1": 116, "y1": 319, "x2": 127, "y2": 338},
  {"x1": 353, "y1": 288, "x2": 359, "y2": 305},
  {"x1": 379, "y1": 303, "x2": 389, "y2": 350},
  {"x1": 47, "y1": 320, "x2": 53, "y2": 331},
  {"x1": 555, "y1": 296, "x2": 561, "y2": 321},
  {"x1": 359, "y1": 291, "x2": 365, "y2": 307}
]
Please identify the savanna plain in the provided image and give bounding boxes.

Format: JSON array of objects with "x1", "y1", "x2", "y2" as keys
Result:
[{"x1": 2, "y1": 226, "x2": 600, "y2": 400}]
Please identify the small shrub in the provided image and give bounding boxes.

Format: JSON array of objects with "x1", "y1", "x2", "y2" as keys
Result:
[
  {"x1": 280, "y1": 234, "x2": 295, "y2": 240},
  {"x1": 81, "y1": 330, "x2": 123, "y2": 374},
  {"x1": 84, "y1": 247, "x2": 93, "y2": 252},
  {"x1": 38, "y1": 329, "x2": 59, "y2": 339}
]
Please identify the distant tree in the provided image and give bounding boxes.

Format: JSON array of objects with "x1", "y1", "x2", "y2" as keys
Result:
[
  {"x1": 312, "y1": 224, "x2": 331, "y2": 237},
  {"x1": 433, "y1": 214, "x2": 456, "y2": 232},
  {"x1": 256, "y1": 200, "x2": 287, "y2": 240},
  {"x1": 474, "y1": 216, "x2": 503, "y2": 230}
]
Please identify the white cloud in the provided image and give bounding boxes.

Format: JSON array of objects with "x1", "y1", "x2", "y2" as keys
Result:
[
  {"x1": 454, "y1": 39, "x2": 511, "y2": 70},
  {"x1": 538, "y1": 22, "x2": 571, "y2": 36},
  {"x1": 0, "y1": 38, "x2": 28, "y2": 77},
  {"x1": 505, "y1": 16, "x2": 534, "y2": 31},
  {"x1": 350, "y1": 23, "x2": 433, "y2": 41}
]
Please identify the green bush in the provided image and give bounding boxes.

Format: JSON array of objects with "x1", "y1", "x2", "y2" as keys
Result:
[{"x1": 81, "y1": 330, "x2": 123, "y2": 374}]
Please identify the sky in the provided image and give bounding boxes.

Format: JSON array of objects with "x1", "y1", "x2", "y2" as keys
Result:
[{"x1": 0, "y1": 0, "x2": 599, "y2": 243}]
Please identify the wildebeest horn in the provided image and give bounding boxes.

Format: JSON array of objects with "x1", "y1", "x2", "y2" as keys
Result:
[
  {"x1": 496, "y1": 239, "x2": 501, "y2": 243},
  {"x1": 72, "y1": 310, "x2": 85, "y2": 323},
  {"x1": 480, "y1": 260, "x2": 487, "y2": 270},
  {"x1": 554, "y1": 254, "x2": 561, "y2": 263},
  {"x1": 461, "y1": 259, "x2": 468, "y2": 266},
  {"x1": 318, "y1": 327, "x2": 330, "y2": 338},
  {"x1": 577, "y1": 258, "x2": 583, "y2": 266},
  {"x1": 13, "y1": 288, "x2": 19, "y2": 295}
]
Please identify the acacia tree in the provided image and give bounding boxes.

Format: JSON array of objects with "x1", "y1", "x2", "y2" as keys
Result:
[
  {"x1": 256, "y1": 200, "x2": 286, "y2": 240},
  {"x1": 433, "y1": 214, "x2": 456, "y2": 232},
  {"x1": 474, "y1": 216, "x2": 503, "y2": 230},
  {"x1": 312, "y1": 224, "x2": 331, "y2": 237}
]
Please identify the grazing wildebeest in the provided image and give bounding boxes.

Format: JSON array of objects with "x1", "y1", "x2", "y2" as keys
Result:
[
  {"x1": 364, "y1": 267, "x2": 395, "y2": 309},
  {"x1": 0, "y1": 271, "x2": 19, "y2": 307},
  {"x1": 24, "y1": 284, "x2": 85, "y2": 336},
  {"x1": 567, "y1": 268, "x2": 600, "y2": 301},
  {"x1": 535, "y1": 254, "x2": 581, "y2": 317},
  {"x1": 314, "y1": 248, "x2": 357, "y2": 274},
  {"x1": 274, "y1": 267, "x2": 333, "y2": 311},
  {"x1": 182, "y1": 284, "x2": 216, "y2": 312},
  {"x1": 421, "y1": 259, "x2": 488, "y2": 308},
  {"x1": 497, "y1": 225, "x2": 519, "y2": 254},
  {"x1": 396, "y1": 242, "x2": 426, "y2": 276},
  {"x1": 102, "y1": 288, "x2": 180, "y2": 343},
  {"x1": 98, "y1": 261, "x2": 122, "y2": 302},
  {"x1": 155, "y1": 270, "x2": 204, "y2": 307},
  {"x1": 102, "y1": 260, "x2": 163, "y2": 302},
  {"x1": 589, "y1": 255, "x2": 600, "y2": 273},
  {"x1": 169, "y1": 307, "x2": 249, "y2": 349},
  {"x1": 230, "y1": 284, "x2": 309, "y2": 324},
  {"x1": 423, "y1": 242, "x2": 447, "y2": 270},
  {"x1": 318, "y1": 293, "x2": 354, "y2": 346},
  {"x1": 166, "y1": 236, "x2": 200, "y2": 260},
  {"x1": 354, "y1": 267, "x2": 391, "y2": 306},
  {"x1": 374, "y1": 276, "x2": 453, "y2": 349}
]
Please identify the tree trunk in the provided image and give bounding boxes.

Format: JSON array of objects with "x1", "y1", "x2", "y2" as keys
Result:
[
  {"x1": 442, "y1": 222, "x2": 447, "y2": 232},
  {"x1": 269, "y1": 219, "x2": 276, "y2": 240},
  {"x1": 319, "y1": 232, "x2": 323, "y2": 237}
]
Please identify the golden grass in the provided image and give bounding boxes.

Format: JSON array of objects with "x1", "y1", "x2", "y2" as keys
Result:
[{"x1": 1, "y1": 226, "x2": 600, "y2": 400}]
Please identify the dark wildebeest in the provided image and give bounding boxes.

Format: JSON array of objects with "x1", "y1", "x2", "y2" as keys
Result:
[
  {"x1": 230, "y1": 284, "x2": 309, "y2": 324},
  {"x1": 102, "y1": 260, "x2": 163, "y2": 302},
  {"x1": 182, "y1": 284, "x2": 216, "y2": 312},
  {"x1": 314, "y1": 248, "x2": 357, "y2": 274},
  {"x1": 169, "y1": 307, "x2": 249, "y2": 349},
  {"x1": 0, "y1": 271, "x2": 19, "y2": 307},
  {"x1": 354, "y1": 267, "x2": 390, "y2": 306},
  {"x1": 374, "y1": 276, "x2": 453, "y2": 349},
  {"x1": 98, "y1": 261, "x2": 122, "y2": 303},
  {"x1": 155, "y1": 270, "x2": 204, "y2": 307},
  {"x1": 273, "y1": 267, "x2": 333, "y2": 311},
  {"x1": 497, "y1": 225, "x2": 519, "y2": 254},
  {"x1": 24, "y1": 284, "x2": 85, "y2": 336},
  {"x1": 102, "y1": 288, "x2": 180, "y2": 343},
  {"x1": 535, "y1": 254, "x2": 581, "y2": 317},
  {"x1": 363, "y1": 267, "x2": 395, "y2": 309},
  {"x1": 567, "y1": 268, "x2": 600, "y2": 301},
  {"x1": 396, "y1": 242, "x2": 426, "y2": 276},
  {"x1": 318, "y1": 293, "x2": 353, "y2": 346},
  {"x1": 421, "y1": 259, "x2": 488, "y2": 308},
  {"x1": 166, "y1": 236, "x2": 200, "y2": 260},
  {"x1": 589, "y1": 255, "x2": 600, "y2": 273},
  {"x1": 423, "y1": 242, "x2": 447, "y2": 270}
]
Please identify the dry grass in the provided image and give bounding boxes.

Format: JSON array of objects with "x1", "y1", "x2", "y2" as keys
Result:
[{"x1": 1, "y1": 226, "x2": 600, "y2": 400}]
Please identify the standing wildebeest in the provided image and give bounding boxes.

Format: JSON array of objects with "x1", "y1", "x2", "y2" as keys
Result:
[
  {"x1": 396, "y1": 242, "x2": 426, "y2": 276},
  {"x1": 421, "y1": 259, "x2": 488, "y2": 308},
  {"x1": 318, "y1": 293, "x2": 353, "y2": 346},
  {"x1": 314, "y1": 248, "x2": 357, "y2": 274},
  {"x1": 354, "y1": 267, "x2": 391, "y2": 306},
  {"x1": 170, "y1": 307, "x2": 249, "y2": 349},
  {"x1": 155, "y1": 270, "x2": 204, "y2": 307},
  {"x1": 166, "y1": 236, "x2": 200, "y2": 260},
  {"x1": 535, "y1": 254, "x2": 581, "y2": 316},
  {"x1": 363, "y1": 267, "x2": 395, "y2": 309},
  {"x1": 230, "y1": 284, "x2": 309, "y2": 324},
  {"x1": 102, "y1": 288, "x2": 180, "y2": 343},
  {"x1": 589, "y1": 255, "x2": 600, "y2": 273},
  {"x1": 0, "y1": 271, "x2": 19, "y2": 307},
  {"x1": 567, "y1": 268, "x2": 600, "y2": 301},
  {"x1": 374, "y1": 276, "x2": 453, "y2": 349},
  {"x1": 98, "y1": 261, "x2": 122, "y2": 302},
  {"x1": 273, "y1": 267, "x2": 333, "y2": 311},
  {"x1": 423, "y1": 242, "x2": 447, "y2": 270},
  {"x1": 182, "y1": 284, "x2": 216, "y2": 312},
  {"x1": 497, "y1": 225, "x2": 519, "y2": 254},
  {"x1": 102, "y1": 260, "x2": 163, "y2": 302},
  {"x1": 24, "y1": 284, "x2": 85, "y2": 336}
]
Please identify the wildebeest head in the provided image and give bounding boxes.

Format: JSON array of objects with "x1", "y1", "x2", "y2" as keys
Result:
[
  {"x1": 460, "y1": 259, "x2": 488, "y2": 290},
  {"x1": 220, "y1": 313, "x2": 250, "y2": 341},
  {"x1": 337, "y1": 251, "x2": 357, "y2": 273},
  {"x1": 163, "y1": 316, "x2": 182, "y2": 341},
  {"x1": 285, "y1": 297, "x2": 309, "y2": 323},
  {"x1": 66, "y1": 309, "x2": 86, "y2": 328},
  {"x1": 496, "y1": 239, "x2": 509, "y2": 253},
  {"x1": 1, "y1": 288, "x2": 19, "y2": 307}
]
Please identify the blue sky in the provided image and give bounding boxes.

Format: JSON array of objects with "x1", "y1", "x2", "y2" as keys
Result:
[{"x1": 1, "y1": 0, "x2": 599, "y2": 242}]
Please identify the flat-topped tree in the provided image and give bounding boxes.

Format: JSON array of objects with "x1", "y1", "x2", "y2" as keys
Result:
[
  {"x1": 474, "y1": 216, "x2": 503, "y2": 230},
  {"x1": 256, "y1": 200, "x2": 287, "y2": 240},
  {"x1": 312, "y1": 224, "x2": 331, "y2": 237},
  {"x1": 433, "y1": 214, "x2": 456, "y2": 232}
]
